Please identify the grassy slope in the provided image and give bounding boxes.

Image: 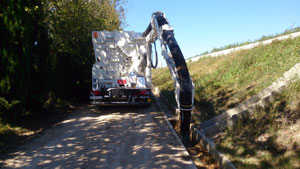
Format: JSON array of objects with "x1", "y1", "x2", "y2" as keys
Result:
[
  {"x1": 153, "y1": 37, "x2": 300, "y2": 124},
  {"x1": 192, "y1": 27, "x2": 300, "y2": 57},
  {"x1": 215, "y1": 79, "x2": 300, "y2": 169},
  {"x1": 153, "y1": 34, "x2": 300, "y2": 169}
]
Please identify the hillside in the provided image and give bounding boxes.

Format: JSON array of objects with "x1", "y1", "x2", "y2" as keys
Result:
[
  {"x1": 153, "y1": 34, "x2": 300, "y2": 168},
  {"x1": 153, "y1": 36, "x2": 300, "y2": 124},
  {"x1": 189, "y1": 27, "x2": 300, "y2": 60},
  {"x1": 215, "y1": 79, "x2": 300, "y2": 168}
]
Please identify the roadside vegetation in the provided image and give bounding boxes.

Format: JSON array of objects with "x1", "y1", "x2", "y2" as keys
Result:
[
  {"x1": 153, "y1": 36, "x2": 300, "y2": 124},
  {"x1": 192, "y1": 26, "x2": 300, "y2": 58},
  {"x1": 0, "y1": 0, "x2": 125, "y2": 153},
  {"x1": 215, "y1": 79, "x2": 300, "y2": 169},
  {"x1": 153, "y1": 30, "x2": 300, "y2": 169}
]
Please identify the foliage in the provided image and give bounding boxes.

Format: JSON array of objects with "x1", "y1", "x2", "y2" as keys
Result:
[
  {"x1": 46, "y1": 0, "x2": 124, "y2": 100},
  {"x1": 0, "y1": 0, "x2": 52, "y2": 121},
  {"x1": 0, "y1": 0, "x2": 125, "y2": 122}
]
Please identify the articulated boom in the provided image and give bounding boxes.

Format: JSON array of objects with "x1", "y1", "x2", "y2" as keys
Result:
[{"x1": 142, "y1": 12, "x2": 195, "y2": 145}]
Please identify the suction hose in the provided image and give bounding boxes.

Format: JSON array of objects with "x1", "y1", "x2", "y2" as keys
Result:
[
  {"x1": 159, "y1": 24, "x2": 193, "y2": 146},
  {"x1": 142, "y1": 14, "x2": 193, "y2": 146},
  {"x1": 156, "y1": 15, "x2": 193, "y2": 111}
]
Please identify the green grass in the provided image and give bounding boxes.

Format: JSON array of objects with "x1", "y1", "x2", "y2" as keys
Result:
[
  {"x1": 190, "y1": 26, "x2": 300, "y2": 58},
  {"x1": 152, "y1": 36, "x2": 300, "y2": 124},
  {"x1": 215, "y1": 79, "x2": 300, "y2": 169},
  {"x1": 0, "y1": 123, "x2": 33, "y2": 154},
  {"x1": 0, "y1": 95, "x2": 73, "y2": 154}
]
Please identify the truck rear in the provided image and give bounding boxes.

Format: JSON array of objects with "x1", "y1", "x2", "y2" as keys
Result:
[{"x1": 90, "y1": 31, "x2": 152, "y2": 106}]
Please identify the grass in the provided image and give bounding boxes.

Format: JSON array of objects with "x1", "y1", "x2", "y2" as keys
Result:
[
  {"x1": 153, "y1": 36, "x2": 300, "y2": 124},
  {"x1": 215, "y1": 79, "x2": 300, "y2": 169},
  {"x1": 0, "y1": 96, "x2": 75, "y2": 155},
  {"x1": 190, "y1": 26, "x2": 300, "y2": 58},
  {"x1": 0, "y1": 123, "x2": 34, "y2": 154}
]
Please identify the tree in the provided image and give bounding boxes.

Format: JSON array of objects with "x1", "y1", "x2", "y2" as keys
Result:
[
  {"x1": 46, "y1": 0, "x2": 125, "y2": 100},
  {"x1": 0, "y1": 0, "x2": 52, "y2": 121},
  {"x1": 0, "y1": 0, "x2": 125, "y2": 122}
]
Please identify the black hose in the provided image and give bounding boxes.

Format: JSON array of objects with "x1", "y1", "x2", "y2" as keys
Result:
[
  {"x1": 142, "y1": 14, "x2": 193, "y2": 146},
  {"x1": 151, "y1": 41, "x2": 158, "y2": 68},
  {"x1": 156, "y1": 14, "x2": 193, "y2": 146},
  {"x1": 142, "y1": 14, "x2": 193, "y2": 109},
  {"x1": 142, "y1": 23, "x2": 152, "y2": 37},
  {"x1": 156, "y1": 14, "x2": 193, "y2": 110}
]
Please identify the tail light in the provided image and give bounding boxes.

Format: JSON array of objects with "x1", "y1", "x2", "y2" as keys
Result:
[
  {"x1": 91, "y1": 91, "x2": 101, "y2": 95},
  {"x1": 118, "y1": 79, "x2": 126, "y2": 85},
  {"x1": 93, "y1": 32, "x2": 98, "y2": 39},
  {"x1": 139, "y1": 90, "x2": 150, "y2": 95}
]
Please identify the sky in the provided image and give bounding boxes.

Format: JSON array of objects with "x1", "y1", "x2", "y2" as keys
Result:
[{"x1": 123, "y1": 0, "x2": 300, "y2": 66}]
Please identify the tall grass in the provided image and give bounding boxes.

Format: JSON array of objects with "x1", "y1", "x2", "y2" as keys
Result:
[
  {"x1": 215, "y1": 79, "x2": 300, "y2": 169},
  {"x1": 153, "y1": 37, "x2": 300, "y2": 123}
]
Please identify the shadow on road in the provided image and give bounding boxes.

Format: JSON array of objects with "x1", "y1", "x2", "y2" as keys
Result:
[{"x1": 1, "y1": 104, "x2": 195, "y2": 169}]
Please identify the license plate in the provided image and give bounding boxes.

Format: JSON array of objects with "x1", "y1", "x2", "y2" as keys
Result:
[
  {"x1": 90, "y1": 96, "x2": 103, "y2": 100},
  {"x1": 140, "y1": 96, "x2": 149, "y2": 98}
]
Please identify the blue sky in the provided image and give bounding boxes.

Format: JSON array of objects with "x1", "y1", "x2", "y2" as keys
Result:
[{"x1": 123, "y1": 0, "x2": 300, "y2": 65}]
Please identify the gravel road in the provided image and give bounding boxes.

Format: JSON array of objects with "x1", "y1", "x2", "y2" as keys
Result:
[{"x1": 0, "y1": 101, "x2": 196, "y2": 169}]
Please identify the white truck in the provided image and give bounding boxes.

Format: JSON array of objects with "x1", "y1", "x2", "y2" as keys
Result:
[
  {"x1": 90, "y1": 31, "x2": 152, "y2": 106},
  {"x1": 90, "y1": 12, "x2": 194, "y2": 145}
]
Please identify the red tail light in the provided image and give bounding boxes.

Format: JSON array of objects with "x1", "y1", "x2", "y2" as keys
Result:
[
  {"x1": 93, "y1": 32, "x2": 98, "y2": 39},
  {"x1": 91, "y1": 91, "x2": 101, "y2": 95},
  {"x1": 139, "y1": 90, "x2": 150, "y2": 95},
  {"x1": 118, "y1": 79, "x2": 126, "y2": 85}
]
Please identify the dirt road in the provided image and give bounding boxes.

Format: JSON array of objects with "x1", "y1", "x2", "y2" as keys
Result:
[{"x1": 0, "y1": 101, "x2": 196, "y2": 169}]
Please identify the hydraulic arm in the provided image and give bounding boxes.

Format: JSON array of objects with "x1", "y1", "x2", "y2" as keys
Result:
[{"x1": 142, "y1": 12, "x2": 194, "y2": 145}]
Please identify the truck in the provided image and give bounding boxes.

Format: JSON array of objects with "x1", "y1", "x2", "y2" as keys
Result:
[
  {"x1": 90, "y1": 12, "x2": 194, "y2": 145},
  {"x1": 90, "y1": 31, "x2": 152, "y2": 107}
]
